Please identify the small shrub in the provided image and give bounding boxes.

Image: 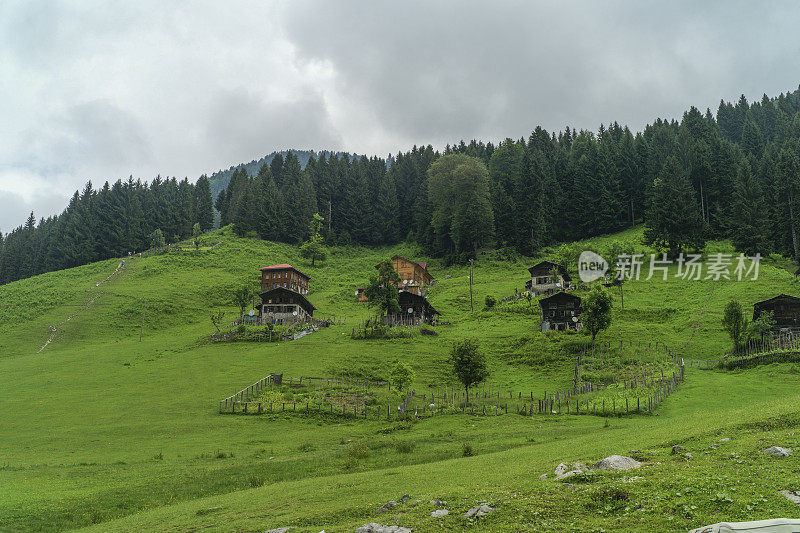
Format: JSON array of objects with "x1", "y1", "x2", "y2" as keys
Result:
[
  {"x1": 484, "y1": 295, "x2": 496, "y2": 309},
  {"x1": 348, "y1": 441, "x2": 371, "y2": 460},
  {"x1": 298, "y1": 442, "x2": 316, "y2": 453},
  {"x1": 237, "y1": 324, "x2": 246, "y2": 334},
  {"x1": 215, "y1": 450, "x2": 233, "y2": 459},
  {"x1": 395, "y1": 440, "x2": 415, "y2": 454},
  {"x1": 152, "y1": 452, "x2": 163, "y2": 461},
  {"x1": 462, "y1": 443, "x2": 474, "y2": 457}
]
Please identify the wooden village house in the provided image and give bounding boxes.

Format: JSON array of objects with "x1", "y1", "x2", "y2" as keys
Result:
[
  {"x1": 257, "y1": 264, "x2": 315, "y2": 324},
  {"x1": 526, "y1": 260, "x2": 571, "y2": 296},
  {"x1": 753, "y1": 294, "x2": 800, "y2": 334},
  {"x1": 385, "y1": 290, "x2": 441, "y2": 325},
  {"x1": 539, "y1": 292, "x2": 582, "y2": 332},
  {"x1": 382, "y1": 255, "x2": 433, "y2": 296}
]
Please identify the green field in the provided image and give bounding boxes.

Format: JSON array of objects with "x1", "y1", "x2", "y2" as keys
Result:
[{"x1": 2, "y1": 226, "x2": 800, "y2": 532}]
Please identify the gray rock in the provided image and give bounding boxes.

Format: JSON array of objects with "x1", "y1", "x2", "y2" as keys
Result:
[
  {"x1": 463, "y1": 504, "x2": 494, "y2": 518},
  {"x1": 431, "y1": 509, "x2": 449, "y2": 518},
  {"x1": 592, "y1": 455, "x2": 642, "y2": 471},
  {"x1": 265, "y1": 529, "x2": 292, "y2": 533},
  {"x1": 764, "y1": 446, "x2": 792, "y2": 457},
  {"x1": 554, "y1": 462, "x2": 569, "y2": 476},
  {"x1": 572, "y1": 462, "x2": 588, "y2": 471},
  {"x1": 400, "y1": 494, "x2": 410, "y2": 503},
  {"x1": 781, "y1": 490, "x2": 800, "y2": 504},
  {"x1": 671, "y1": 445, "x2": 686, "y2": 454},
  {"x1": 539, "y1": 473, "x2": 547, "y2": 479},
  {"x1": 719, "y1": 437, "x2": 731, "y2": 442},
  {"x1": 375, "y1": 501, "x2": 398, "y2": 514},
  {"x1": 355, "y1": 524, "x2": 411, "y2": 533},
  {"x1": 683, "y1": 453, "x2": 693, "y2": 460},
  {"x1": 555, "y1": 469, "x2": 584, "y2": 481},
  {"x1": 429, "y1": 499, "x2": 443, "y2": 506}
]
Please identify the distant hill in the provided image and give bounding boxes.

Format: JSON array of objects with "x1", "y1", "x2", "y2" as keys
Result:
[{"x1": 207, "y1": 150, "x2": 357, "y2": 198}]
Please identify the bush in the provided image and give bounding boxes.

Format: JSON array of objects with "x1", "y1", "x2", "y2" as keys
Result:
[
  {"x1": 462, "y1": 443, "x2": 474, "y2": 457},
  {"x1": 348, "y1": 441, "x2": 371, "y2": 460},
  {"x1": 484, "y1": 295, "x2": 496, "y2": 309},
  {"x1": 395, "y1": 440, "x2": 415, "y2": 454},
  {"x1": 236, "y1": 324, "x2": 246, "y2": 334},
  {"x1": 298, "y1": 442, "x2": 316, "y2": 453}
]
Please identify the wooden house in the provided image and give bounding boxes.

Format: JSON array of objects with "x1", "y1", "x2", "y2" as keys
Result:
[
  {"x1": 355, "y1": 287, "x2": 368, "y2": 302},
  {"x1": 259, "y1": 264, "x2": 310, "y2": 295},
  {"x1": 753, "y1": 294, "x2": 800, "y2": 333},
  {"x1": 379, "y1": 255, "x2": 433, "y2": 296},
  {"x1": 385, "y1": 290, "x2": 441, "y2": 325},
  {"x1": 538, "y1": 292, "x2": 582, "y2": 332},
  {"x1": 526, "y1": 261, "x2": 571, "y2": 296},
  {"x1": 258, "y1": 287, "x2": 316, "y2": 325}
]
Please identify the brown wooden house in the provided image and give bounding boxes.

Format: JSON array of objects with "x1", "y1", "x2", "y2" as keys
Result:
[
  {"x1": 385, "y1": 290, "x2": 441, "y2": 325},
  {"x1": 753, "y1": 294, "x2": 800, "y2": 333},
  {"x1": 379, "y1": 255, "x2": 433, "y2": 296},
  {"x1": 259, "y1": 264, "x2": 310, "y2": 295},
  {"x1": 538, "y1": 292, "x2": 582, "y2": 331},
  {"x1": 526, "y1": 261, "x2": 571, "y2": 296}
]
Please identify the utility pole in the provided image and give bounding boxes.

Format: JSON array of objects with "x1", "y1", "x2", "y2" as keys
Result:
[
  {"x1": 469, "y1": 259, "x2": 474, "y2": 312},
  {"x1": 140, "y1": 301, "x2": 146, "y2": 342}
]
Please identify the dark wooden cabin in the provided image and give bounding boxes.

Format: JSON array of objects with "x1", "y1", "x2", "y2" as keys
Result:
[
  {"x1": 526, "y1": 261, "x2": 571, "y2": 295},
  {"x1": 386, "y1": 290, "x2": 441, "y2": 325},
  {"x1": 258, "y1": 287, "x2": 316, "y2": 325},
  {"x1": 538, "y1": 291, "x2": 582, "y2": 331},
  {"x1": 753, "y1": 294, "x2": 800, "y2": 333}
]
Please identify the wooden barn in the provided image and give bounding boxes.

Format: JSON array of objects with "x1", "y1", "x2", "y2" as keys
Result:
[
  {"x1": 753, "y1": 294, "x2": 800, "y2": 333},
  {"x1": 539, "y1": 292, "x2": 582, "y2": 332},
  {"x1": 385, "y1": 290, "x2": 441, "y2": 325},
  {"x1": 379, "y1": 255, "x2": 433, "y2": 296},
  {"x1": 258, "y1": 287, "x2": 316, "y2": 325},
  {"x1": 526, "y1": 261, "x2": 571, "y2": 296}
]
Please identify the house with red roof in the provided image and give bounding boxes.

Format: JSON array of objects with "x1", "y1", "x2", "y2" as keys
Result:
[{"x1": 257, "y1": 264, "x2": 314, "y2": 324}]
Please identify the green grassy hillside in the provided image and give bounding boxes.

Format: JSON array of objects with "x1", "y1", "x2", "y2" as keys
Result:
[{"x1": 2, "y1": 226, "x2": 799, "y2": 532}]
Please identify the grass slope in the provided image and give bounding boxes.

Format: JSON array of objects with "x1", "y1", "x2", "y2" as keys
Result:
[{"x1": 1, "y1": 226, "x2": 799, "y2": 532}]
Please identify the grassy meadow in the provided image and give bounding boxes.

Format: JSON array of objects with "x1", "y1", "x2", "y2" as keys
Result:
[{"x1": 2, "y1": 225, "x2": 800, "y2": 532}]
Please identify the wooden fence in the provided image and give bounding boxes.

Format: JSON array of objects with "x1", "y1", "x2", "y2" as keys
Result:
[{"x1": 219, "y1": 362, "x2": 685, "y2": 418}]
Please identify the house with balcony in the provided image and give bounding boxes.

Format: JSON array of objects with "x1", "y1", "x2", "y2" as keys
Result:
[{"x1": 257, "y1": 264, "x2": 315, "y2": 324}]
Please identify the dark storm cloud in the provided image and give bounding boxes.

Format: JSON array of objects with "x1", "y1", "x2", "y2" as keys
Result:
[{"x1": 1, "y1": 1, "x2": 799, "y2": 230}]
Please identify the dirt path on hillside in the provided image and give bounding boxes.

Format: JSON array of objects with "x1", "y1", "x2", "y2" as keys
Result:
[{"x1": 36, "y1": 259, "x2": 129, "y2": 354}]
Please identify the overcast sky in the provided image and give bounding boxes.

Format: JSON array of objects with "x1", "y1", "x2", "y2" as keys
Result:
[{"x1": 1, "y1": 1, "x2": 799, "y2": 230}]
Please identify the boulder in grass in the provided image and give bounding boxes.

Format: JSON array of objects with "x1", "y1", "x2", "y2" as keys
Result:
[
  {"x1": 431, "y1": 509, "x2": 449, "y2": 518},
  {"x1": 688, "y1": 518, "x2": 800, "y2": 532},
  {"x1": 763, "y1": 446, "x2": 792, "y2": 458},
  {"x1": 265, "y1": 529, "x2": 292, "y2": 533},
  {"x1": 780, "y1": 490, "x2": 800, "y2": 505},
  {"x1": 554, "y1": 462, "x2": 569, "y2": 476},
  {"x1": 555, "y1": 470, "x2": 585, "y2": 482},
  {"x1": 463, "y1": 504, "x2": 494, "y2": 518},
  {"x1": 355, "y1": 524, "x2": 412, "y2": 533},
  {"x1": 671, "y1": 445, "x2": 686, "y2": 454},
  {"x1": 375, "y1": 501, "x2": 398, "y2": 514},
  {"x1": 592, "y1": 455, "x2": 642, "y2": 471}
]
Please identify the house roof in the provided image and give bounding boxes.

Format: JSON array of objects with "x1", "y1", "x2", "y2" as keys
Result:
[
  {"x1": 259, "y1": 287, "x2": 316, "y2": 314},
  {"x1": 528, "y1": 260, "x2": 571, "y2": 282},
  {"x1": 259, "y1": 264, "x2": 311, "y2": 280},
  {"x1": 753, "y1": 294, "x2": 800, "y2": 307},
  {"x1": 538, "y1": 291, "x2": 581, "y2": 307},
  {"x1": 397, "y1": 290, "x2": 441, "y2": 316}
]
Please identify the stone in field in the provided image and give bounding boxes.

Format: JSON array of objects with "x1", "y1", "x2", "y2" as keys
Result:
[
  {"x1": 763, "y1": 446, "x2": 792, "y2": 458},
  {"x1": 375, "y1": 501, "x2": 398, "y2": 514},
  {"x1": 463, "y1": 504, "x2": 494, "y2": 518},
  {"x1": 431, "y1": 509, "x2": 449, "y2": 518},
  {"x1": 592, "y1": 455, "x2": 642, "y2": 471},
  {"x1": 355, "y1": 524, "x2": 411, "y2": 533}
]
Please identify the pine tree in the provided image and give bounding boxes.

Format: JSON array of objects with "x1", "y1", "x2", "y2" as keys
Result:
[{"x1": 195, "y1": 175, "x2": 214, "y2": 231}]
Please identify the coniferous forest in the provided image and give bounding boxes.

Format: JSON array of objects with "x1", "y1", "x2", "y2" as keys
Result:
[{"x1": 2, "y1": 87, "x2": 800, "y2": 285}]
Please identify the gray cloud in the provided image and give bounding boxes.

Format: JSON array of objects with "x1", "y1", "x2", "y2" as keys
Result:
[{"x1": 1, "y1": 0, "x2": 799, "y2": 230}]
